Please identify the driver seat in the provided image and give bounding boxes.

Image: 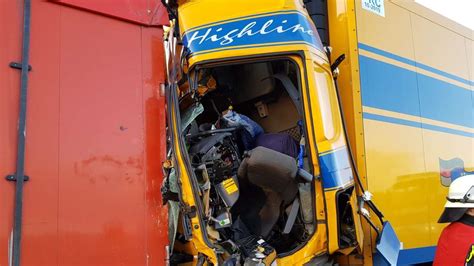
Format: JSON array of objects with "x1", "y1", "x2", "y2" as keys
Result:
[{"x1": 237, "y1": 146, "x2": 300, "y2": 237}]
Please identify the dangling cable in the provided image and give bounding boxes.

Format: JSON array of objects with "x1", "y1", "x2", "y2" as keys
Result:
[{"x1": 328, "y1": 52, "x2": 385, "y2": 226}]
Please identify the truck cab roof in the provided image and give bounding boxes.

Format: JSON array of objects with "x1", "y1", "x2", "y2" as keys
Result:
[{"x1": 177, "y1": 0, "x2": 328, "y2": 66}]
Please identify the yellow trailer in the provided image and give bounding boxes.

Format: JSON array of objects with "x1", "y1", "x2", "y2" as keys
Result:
[{"x1": 329, "y1": 1, "x2": 473, "y2": 264}]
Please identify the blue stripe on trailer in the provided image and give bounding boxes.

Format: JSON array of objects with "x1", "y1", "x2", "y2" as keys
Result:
[
  {"x1": 359, "y1": 55, "x2": 473, "y2": 129},
  {"x1": 359, "y1": 43, "x2": 473, "y2": 86}
]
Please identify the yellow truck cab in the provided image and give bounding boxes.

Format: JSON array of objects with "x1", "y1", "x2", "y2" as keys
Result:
[{"x1": 162, "y1": 0, "x2": 398, "y2": 265}]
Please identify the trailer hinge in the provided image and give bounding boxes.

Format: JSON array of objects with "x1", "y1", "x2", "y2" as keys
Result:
[
  {"x1": 9, "y1": 62, "x2": 32, "y2": 71},
  {"x1": 5, "y1": 175, "x2": 30, "y2": 182}
]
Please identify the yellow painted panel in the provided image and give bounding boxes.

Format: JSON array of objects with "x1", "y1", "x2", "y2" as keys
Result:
[
  {"x1": 364, "y1": 117, "x2": 473, "y2": 250},
  {"x1": 178, "y1": 0, "x2": 298, "y2": 33},
  {"x1": 420, "y1": 129, "x2": 474, "y2": 245},
  {"x1": 328, "y1": 0, "x2": 367, "y2": 174},
  {"x1": 410, "y1": 13, "x2": 471, "y2": 81},
  {"x1": 355, "y1": 0, "x2": 415, "y2": 60},
  {"x1": 325, "y1": 189, "x2": 341, "y2": 254},
  {"x1": 390, "y1": 0, "x2": 472, "y2": 39},
  {"x1": 355, "y1": 0, "x2": 474, "y2": 253},
  {"x1": 328, "y1": 1, "x2": 374, "y2": 262},
  {"x1": 363, "y1": 119, "x2": 429, "y2": 248}
]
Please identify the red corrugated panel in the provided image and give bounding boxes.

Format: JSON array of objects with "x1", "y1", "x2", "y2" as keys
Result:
[{"x1": 0, "y1": 1, "x2": 168, "y2": 265}]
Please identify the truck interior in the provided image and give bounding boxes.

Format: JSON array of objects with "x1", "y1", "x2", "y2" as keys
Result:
[{"x1": 176, "y1": 59, "x2": 318, "y2": 262}]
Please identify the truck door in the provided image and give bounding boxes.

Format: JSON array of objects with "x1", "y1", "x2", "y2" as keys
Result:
[{"x1": 304, "y1": 53, "x2": 366, "y2": 255}]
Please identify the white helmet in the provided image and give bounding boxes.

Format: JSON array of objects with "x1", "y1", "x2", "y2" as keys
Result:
[{"x1": 438, "y1": 174, "x2": 474, "y2": 223}]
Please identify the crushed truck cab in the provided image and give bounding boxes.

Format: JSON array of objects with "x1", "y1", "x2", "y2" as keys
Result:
[{"x1": 162, "y1": 0, "x2": 396, "y2": 265}]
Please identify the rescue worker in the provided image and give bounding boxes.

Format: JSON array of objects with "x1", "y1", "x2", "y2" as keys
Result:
[{"x1": 433, "y1": 174, "x2": 474, "y2": 266}]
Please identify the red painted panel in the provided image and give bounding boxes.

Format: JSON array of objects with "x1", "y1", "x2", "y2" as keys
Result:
[
  {"x1": 21, "y1": 2, "x2": 61, "y2": 265},
  {"x1": 51, "y1": 0, "x2": 169, "y2": 26},
  {"x1": 141, "y1": 26, "x2": 168, "y2": 265},
  {"x1": 57, "y1": 7, "x2": 147, "y2": 265},
  {"x1": 1, "y1": 0, "x2": 168, "y2": 265}
]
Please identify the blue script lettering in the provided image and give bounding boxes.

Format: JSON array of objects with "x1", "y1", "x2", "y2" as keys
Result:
[
  {"x1": 184, "y1": 12, "x2": 323, "y2": 54},
  {"x1": 188, "y1": 19, "x2": 313, "y2": 46}
]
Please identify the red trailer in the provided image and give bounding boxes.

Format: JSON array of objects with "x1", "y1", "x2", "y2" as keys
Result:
[{"x1": 0, "y1": 1, "x2": 169, "y2": 265}]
